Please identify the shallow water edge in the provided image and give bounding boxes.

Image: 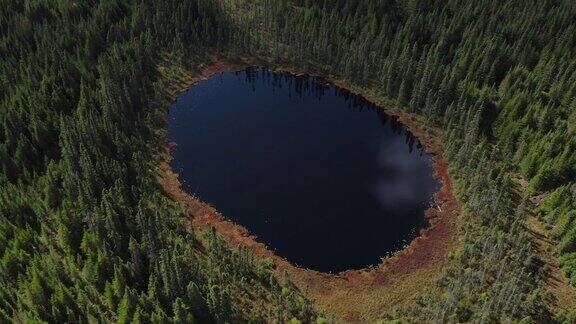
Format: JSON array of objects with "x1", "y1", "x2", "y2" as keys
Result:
[{"x1": 158, "y1": 58, "x2": 461, "y2": 322}]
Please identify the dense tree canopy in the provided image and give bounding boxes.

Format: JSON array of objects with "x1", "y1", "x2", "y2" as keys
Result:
[
  {"x1": 1, "y1": 0, "x2": 575, "y2": 322},
  {"x1": 0, "y1": 0, "x2": 317, "y2": 322},
  {"x1": 221, "y1": 2, "x2": 576, "y2": 319}
]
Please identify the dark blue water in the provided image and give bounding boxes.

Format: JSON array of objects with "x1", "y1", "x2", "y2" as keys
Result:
[{"x1": 168, "y1": 67, "x2": 439, "y2": 273}]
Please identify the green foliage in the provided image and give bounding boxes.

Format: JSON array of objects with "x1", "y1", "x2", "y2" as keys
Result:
[
  {"x1": 2, "y1": 0, "x2": 576, "y2": 321},
  {"x1": 0, "y1": 0, "x2": 317, "y2": 322},
  {"x1": 539, "y1": 186, "x2": 576, "y2": 271},
  {"x1": 220, "y1": 0, "x2": 576, "y2": 319}
]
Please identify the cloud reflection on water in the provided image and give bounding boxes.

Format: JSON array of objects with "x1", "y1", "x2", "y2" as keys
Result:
[{"x1": 373, "y1": 130, "x2": 436, "y2": 214}]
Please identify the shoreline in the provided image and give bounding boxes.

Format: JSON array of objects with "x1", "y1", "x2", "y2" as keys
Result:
[{"x1": 158, "y1": 59, "x2": 461, "y2": 322}]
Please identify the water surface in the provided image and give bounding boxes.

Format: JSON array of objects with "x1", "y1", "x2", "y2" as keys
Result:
[{"x1": 168, "y1": 67, "x2": 439, "y2": 272}]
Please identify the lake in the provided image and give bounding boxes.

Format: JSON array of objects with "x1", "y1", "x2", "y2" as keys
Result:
[{"x1": 167, "y1": 67, "x2": 439, "y2": 273}]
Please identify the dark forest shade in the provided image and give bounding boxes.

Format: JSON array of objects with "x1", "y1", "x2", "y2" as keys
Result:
[{"x1": 168, "y1": 68, "x2": 439, "y2": 272}]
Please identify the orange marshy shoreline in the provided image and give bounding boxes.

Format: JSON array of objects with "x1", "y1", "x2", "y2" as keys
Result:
[{"x1": 158, "y1": 59, "x2": 461, "y2": 323}]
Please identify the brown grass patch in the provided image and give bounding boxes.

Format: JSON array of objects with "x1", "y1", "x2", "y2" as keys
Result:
[{"x1": 158, "y1": 60, "x2": 461, "y2": 323}]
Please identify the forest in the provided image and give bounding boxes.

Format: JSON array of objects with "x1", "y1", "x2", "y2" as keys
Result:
[{"x1": 1, "y1": 0, "x2": 575, "y2": 322}]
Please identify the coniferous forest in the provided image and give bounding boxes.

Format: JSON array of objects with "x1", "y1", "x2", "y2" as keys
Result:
[{"x1": 1, "y1": 0, "x2": 576, "y2": 322}]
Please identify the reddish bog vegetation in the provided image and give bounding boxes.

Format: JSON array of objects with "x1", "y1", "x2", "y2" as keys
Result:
[{"x1": 159, "y1": 61, "x2": 461, "y2": 323}]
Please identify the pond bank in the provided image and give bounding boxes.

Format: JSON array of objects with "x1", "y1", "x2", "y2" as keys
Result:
[{"x1": 158, "y1": 58, "x2": 461, "y2": 322}]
